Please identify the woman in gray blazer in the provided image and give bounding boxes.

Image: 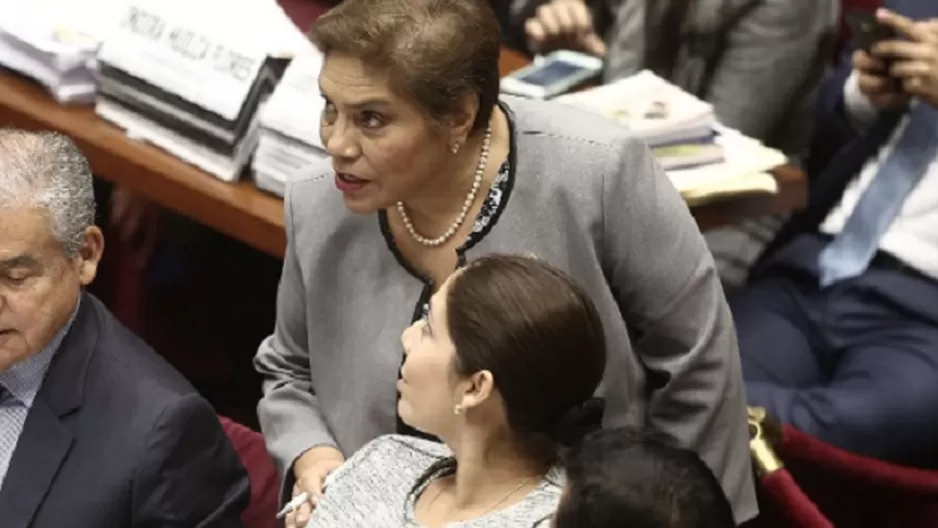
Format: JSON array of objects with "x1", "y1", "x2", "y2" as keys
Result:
[{"x1": 254, "y1": 0, "x2": 756, "y2": 524}]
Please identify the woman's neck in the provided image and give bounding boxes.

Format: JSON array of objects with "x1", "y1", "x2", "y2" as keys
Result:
[
  {"x1": 400, "y1": 107, "x2": 509, "y2": 236},
  {"x1": 444, "y1": 432, "x2": 548, "y2": 510}
]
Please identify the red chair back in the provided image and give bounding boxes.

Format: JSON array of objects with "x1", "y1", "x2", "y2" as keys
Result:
[
  {"x1": 278, "y1": 0, "x2": 335, "y2": 32},
  {"x1": 219, "y1": 417, "x2": 280, "y2": 528}
]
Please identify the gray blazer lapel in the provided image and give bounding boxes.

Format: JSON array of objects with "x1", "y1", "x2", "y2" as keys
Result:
[{"x1": 0, "y1": 403, "x2": 73, "y2": 528}]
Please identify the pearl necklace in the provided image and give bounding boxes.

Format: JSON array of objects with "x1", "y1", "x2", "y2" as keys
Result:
[{"x1": 397, "y1": 125, "x2": 492, "y2": 247}]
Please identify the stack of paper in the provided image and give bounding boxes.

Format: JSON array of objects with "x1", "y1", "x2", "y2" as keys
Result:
[
  {"x1": 93, "y1": 0, "x2": 311, "y2": 182},
  {"x1": 0, "y1": 0, "x2": 307, "y2": 105},
  {"x1": 556, "y1": 71, "x2": 789, "y2": 204},
  {"x1": 669, "y1": 126, "x2": 787, "y2": 205},
  {"x1": 0, "y1": 0, "x2": 128, "y2": 103},
  {"x1": 252, "y1": 52, "x2": 330, "y2": 197}
]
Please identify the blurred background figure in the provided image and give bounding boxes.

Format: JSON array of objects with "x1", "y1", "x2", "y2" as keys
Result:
[
  {"x1": 733, "y1": 2, "x2": 938, "y2": 467},
  {"x1": 505, "y1": 0, "x2": 840, "y2": 293}
]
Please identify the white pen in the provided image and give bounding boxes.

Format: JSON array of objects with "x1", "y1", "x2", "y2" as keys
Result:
[{"x1": 275, "y1": 492, "x2": 310, "y2": 519}]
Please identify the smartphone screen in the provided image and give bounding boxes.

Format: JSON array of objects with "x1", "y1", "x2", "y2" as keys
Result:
[{"x1": 516, "y1": 60, "x2": 587, "y2": 87}]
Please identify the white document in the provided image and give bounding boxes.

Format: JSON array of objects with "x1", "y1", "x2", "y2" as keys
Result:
[
  {"x1": 98, "y1": 0, "x2": 272, "y2": 121},
  {"x1": 259, "y1": 52, "x2": 326, "y2": 149}
]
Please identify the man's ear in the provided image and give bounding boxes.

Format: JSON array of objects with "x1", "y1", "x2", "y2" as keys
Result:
[{"x1": 76, "y1": 226, "x2": 104, "y2": 286}]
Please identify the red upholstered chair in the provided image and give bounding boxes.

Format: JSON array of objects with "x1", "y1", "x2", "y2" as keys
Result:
[
  {"x1": 746, "y1": 408, "x2": 938, "y2": 528},
  {"x1": 278, "y1": 0, "x2": 337, "y2": 31},
  {"x1": 219, "y1": 417, "x2": 280, "y2": 528}
]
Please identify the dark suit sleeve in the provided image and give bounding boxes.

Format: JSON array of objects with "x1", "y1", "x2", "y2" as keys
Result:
[
  {"x1": 806, "y1": 47, "x2": 860, "y2": 179},
  {"x1": 132, "y1": 394, "x2": 251, "y2": 527}
]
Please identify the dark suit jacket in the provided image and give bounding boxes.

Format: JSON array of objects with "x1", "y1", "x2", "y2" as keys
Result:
[
  {"x1": 757, "y1": 0, "x2": 938, "y2": 269},
  {"x1": 0, "y1": 293, "x2": 250, "y2": 528}
]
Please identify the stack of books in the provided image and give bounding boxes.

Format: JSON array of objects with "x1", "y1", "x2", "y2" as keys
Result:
[
  {"x1": 252, "y1": 52, "x2": 330, "y2": 197},
  {"x1": 555, "y1": 70, "x2": 724, "y2": 170},
  {"x1": 555, "y1": 70, "x2": 787, "y2": 203},
  {"x1": 0, "y1": 0, "x2": 126, "y2": 103},
  {"x1": 93, "y1": 53, "x2": 288, "y2": 182}
]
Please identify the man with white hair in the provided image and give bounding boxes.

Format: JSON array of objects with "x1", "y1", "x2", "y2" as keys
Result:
[{"x1": 0, "y1": 129, "x2": 250, "y2": 527}]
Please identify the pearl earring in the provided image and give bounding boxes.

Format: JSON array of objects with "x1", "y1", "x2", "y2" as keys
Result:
[
  {"x1": 451, "y1": 143, "x2": 460, "y2": 154},
  {"x1": 453, "y1": 404, "x2": 465, "y2": 415}
]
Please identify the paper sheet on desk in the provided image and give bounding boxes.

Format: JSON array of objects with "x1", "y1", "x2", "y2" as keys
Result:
[
  {"x1": 0, "y1": 0, "x2": 312, "y2": 62},
  {"x1": 669, "y1": 126, "x2": 787, "y2": 205}
]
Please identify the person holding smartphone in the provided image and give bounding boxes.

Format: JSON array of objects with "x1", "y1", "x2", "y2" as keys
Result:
[
  {"x1": 854, "y1": 12, "x2": 938, "y2": 111},
  {"x1": 734, "y1": 2, "x2": 938, "y2": 466}
]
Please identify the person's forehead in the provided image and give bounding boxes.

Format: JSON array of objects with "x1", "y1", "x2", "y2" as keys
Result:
[
  {"x1": 319, "y1": 54, "x2": 392, "y2": 97},
  {"x1": 430, "y1": 272, "x2": 463, "y2": 317},
  {"x1": 0, "y1": 206, "x2": 58, "y2": 260}
]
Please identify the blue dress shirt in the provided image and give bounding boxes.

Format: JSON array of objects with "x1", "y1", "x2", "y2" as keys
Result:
[{"x1": 0, "y1": 300, "x2": 79, "y2": 491}]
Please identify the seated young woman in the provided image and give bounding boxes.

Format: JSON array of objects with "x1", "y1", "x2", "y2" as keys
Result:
[{"x1": 303, "y1": 254, "x2": 607, "y2": 527}]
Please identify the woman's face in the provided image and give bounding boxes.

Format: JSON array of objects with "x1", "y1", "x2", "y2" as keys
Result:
[
  {"x1": 398, "y1": 275, "x2": 467, "y2": 436},
  {"x1": 318, "y1": 52, "x2": 454, "y2": 214}
]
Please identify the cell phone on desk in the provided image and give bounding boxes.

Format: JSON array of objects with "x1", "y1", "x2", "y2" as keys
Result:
[
  {"x1": 500, "y1": 50, "x2": 603, "y2": 100},
  {"x1": 845, "y1": 9, "x2": 897, "y2": 53}
]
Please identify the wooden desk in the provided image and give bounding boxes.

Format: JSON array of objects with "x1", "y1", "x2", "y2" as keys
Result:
[{"x1": 0, "y1": 48, "x2": 804, "y2": 258}]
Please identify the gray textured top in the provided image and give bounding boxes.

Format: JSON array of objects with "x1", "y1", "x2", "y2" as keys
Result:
[
  {"x1": 307, "y1": 435, "x2": 560, "y2": 527},
  {"x1": 254, "y1": 95, "x2": 757, "y2": 522}
]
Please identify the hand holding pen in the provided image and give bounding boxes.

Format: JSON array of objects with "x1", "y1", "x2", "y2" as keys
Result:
[
  {"x1": 282, "y1": 446, "x2": 345, "y2": 527},
  {"x1": 277, "y1": 492, "x2": 310, "y2": 520}
]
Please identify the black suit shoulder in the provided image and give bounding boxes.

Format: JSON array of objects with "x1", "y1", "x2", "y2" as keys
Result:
[{"x1": 63, "y1": 295, "x2": 249, "y2": 527}]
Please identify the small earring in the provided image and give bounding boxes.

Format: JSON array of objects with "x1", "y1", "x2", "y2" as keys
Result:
[
  {"x1": 451, "y1": 143, "x2": 460, "y2": 155},
  {"x1": 453, "y1": 404, "x2": 465, "y2": 415}
]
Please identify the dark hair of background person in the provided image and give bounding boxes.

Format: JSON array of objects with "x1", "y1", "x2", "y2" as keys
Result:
[
  {"x1": 555, "y1": 428, "x2": 737, "y2": 528},
  {"x1": 412, "y1": 254, "x2": 608, "y2": 491},
  {"x1": 308, "y1": 0, "x2": 502, "y2": 136}
]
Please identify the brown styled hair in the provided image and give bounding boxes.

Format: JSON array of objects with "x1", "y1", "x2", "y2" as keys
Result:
[
  {"x1": 308, "y1": 0, "x2": 501, "y2": 135},
  {"x1": 446, "y1": 254, "x2": 607, "y2": 444}
]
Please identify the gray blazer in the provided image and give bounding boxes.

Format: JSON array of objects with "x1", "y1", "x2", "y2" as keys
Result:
[
  {"x1": 509, "y1": 0, "x2": 839, "y2": 156},
  {"x1": 254, "y1": 95, "x2": 757, "y2": 522}
]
